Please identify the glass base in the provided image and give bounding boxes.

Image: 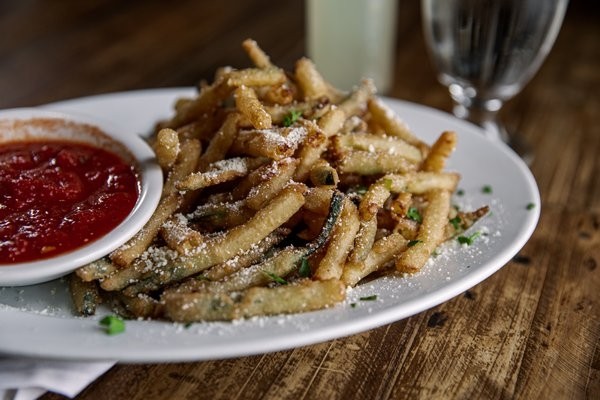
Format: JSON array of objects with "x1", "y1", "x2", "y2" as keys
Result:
[
  {"x1": 480, "y1": 121, "x2": 534, "y2": 165},
  {"x1": 453, "y1": 103, "x2": 534, "y2": 165}
]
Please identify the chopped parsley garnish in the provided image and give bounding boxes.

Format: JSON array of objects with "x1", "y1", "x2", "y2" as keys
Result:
[
  {"x1": 354, "y1": 185, "x2": 368, "y2": 195},
  {"x1": 359, "y1": 295, "x2": 377, "y2": 301},
  {"x1": 482, "y1": 185, "x2": 493, "y2": 194},
  {"x1": 406, "y1": 207, "x2": 422, "y2": 223},
  {"x1": 282, "y1": 110, "x2": 302, "y2": 127},
  {"x1": 382, "y1": 178, "x2": 393, "y2": 191},
  {"x1": 457, "y1": 231, "x2": 481, "y2": 245},
  {"x1": 351, "y1": 296, "x2": 378, "y2": 307},
  {"x1": 526, "y1": 202, "x2": 535, "y2": 210},
  {"x1": 262, "y1": 270, "x2": 288, "y2": 285},
  {"x1": 407, "y1": 239, "x2": 422, "y2": 247},
  {"x1": 449, "y1": 216, "x2": 461, "y2": 230},
  {"x1": 456, "y1": 189, "x2": 465, "y2": 196},
  {"x1": 298, "y1": 257, "x2": 311, "y2": 278},
  {"x1": 99, "y1": 315, "x2": 125, "y2": 335},
  {"x1": 184, "y1": 322, "x2": 194, "y2": 329}
]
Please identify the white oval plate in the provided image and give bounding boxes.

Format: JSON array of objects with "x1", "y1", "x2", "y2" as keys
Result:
[
  {"x1": 0, "y1": 89, "x2": 540, "y2": 362},
  {"x1": 0, "y1": 108, "x2": 163, "y2": 286}
]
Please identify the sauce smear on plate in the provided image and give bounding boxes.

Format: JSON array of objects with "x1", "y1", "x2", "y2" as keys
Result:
[{"x1": 0, "y1": 141, "x2": 139, "y2": 264}]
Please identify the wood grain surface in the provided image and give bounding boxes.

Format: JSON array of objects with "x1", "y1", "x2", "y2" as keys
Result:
[{"x1": 1, "y1": 0, "x2": 598, "y2": 399}]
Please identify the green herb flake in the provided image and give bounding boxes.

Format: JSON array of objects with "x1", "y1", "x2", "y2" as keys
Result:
[
  {"x1": 383, "y1": 178, "x2": 393, "y2": 191},
  {"x1": 350, "y1": 303, "x2": 357, "y2": 308},
  {"x1": 262, "y1": 270, "x2": 288, "y2": 285},
  {"x1": 354, "y1": 185, "x2": 368, "y2": 195},
  {"x1": 184, "y1": 322, "x2": 194, "y2": 329},
  {"x1": 407, "y1": 239, "x2": 422, "y2": 247},
  {"x1": 359, "y1": 295, "x2": 378, "y2": 301},
  {"x1": 99, "y1": 315, "x2": 125, "y2": 335},
  {"x1": 482, "y1": 185, "x2": 493, "y2": 194},
  {"x1": 298, "y1": 257, "x2": 311, "y2": 278},
  {"x1": 449, "y1": 216, "x2": 461, "y2": 230},
  {"x1": 457, "y1": 231, "x2": 481, "y2": 245},
  {"x1": 456, "y1": 189, "x2": 465, "y2": 196},
  {"x1": 526, "y1": 203, "x2": 535, "y2": 210},
  {"x1": 406, "y1": 207, "x2": 422, "y2": 223},
  {"x1": 282, "y1": 110, "x2": 302, "y2": 127}
]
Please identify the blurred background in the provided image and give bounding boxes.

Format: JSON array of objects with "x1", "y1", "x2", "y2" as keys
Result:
[
  {"x1": 0, "y1": 0, "x2": 597, "y2": 130},
  {"x1": 0, "y1": 0, "x2": 594, "y2": 111},
  {"x1": 1, "y1": 0, "x2": 308, "y2": 108}
]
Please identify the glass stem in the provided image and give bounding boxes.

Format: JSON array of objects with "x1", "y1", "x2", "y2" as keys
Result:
[
  {"x1": 451, "y1": 96, "x2": 509, "y2": 143},
  {"x1": 449, "y1": 86, "x2": 533, "y2": 164}
]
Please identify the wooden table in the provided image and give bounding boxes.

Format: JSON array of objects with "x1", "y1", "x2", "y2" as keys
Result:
[{"x1": 2, "y1": 1, "x2": 598, "y2": 398}]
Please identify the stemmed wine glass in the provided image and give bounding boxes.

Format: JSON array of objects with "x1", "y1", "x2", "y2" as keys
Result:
[{"x1": 421, "y1": 0, "x2": 569, "y2": 162}]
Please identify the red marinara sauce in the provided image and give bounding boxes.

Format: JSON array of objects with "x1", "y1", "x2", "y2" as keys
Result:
[{"x1": 0, "y1": 140, "x2": 139, "y2": 264}]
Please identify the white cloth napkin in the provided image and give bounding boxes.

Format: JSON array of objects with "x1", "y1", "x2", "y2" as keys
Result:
[{"x1": 0, "y1": 358, "x2": 115, "y2": 400}]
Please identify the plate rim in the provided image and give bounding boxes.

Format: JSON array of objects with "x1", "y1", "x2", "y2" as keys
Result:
[{"x1": 0, "y1": 88, "x2": 541, "y2": 362}]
